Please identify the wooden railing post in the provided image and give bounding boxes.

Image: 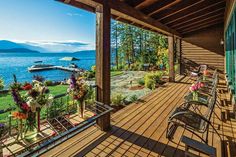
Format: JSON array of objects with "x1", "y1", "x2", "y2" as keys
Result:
[
  {"x1": 95, "y1": 1, "x2": 111, "y2": 131},
  {"x1": 168, "y1": 35, "x2": 175, "y2": 82}
]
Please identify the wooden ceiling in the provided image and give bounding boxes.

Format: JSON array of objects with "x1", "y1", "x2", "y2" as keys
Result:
[
  {"x1": 122, "y1": 0, "x2": 226, "y2": 35},
  {"x1": 60, "y1": 0, "x2": 226, "y2": 37}
]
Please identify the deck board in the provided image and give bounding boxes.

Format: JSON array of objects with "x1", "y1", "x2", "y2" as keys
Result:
[{"x1": 41, "y1": 76, "x2": 236, "y2": 157}]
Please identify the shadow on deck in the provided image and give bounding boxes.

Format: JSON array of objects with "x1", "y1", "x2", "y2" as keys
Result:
[{"x1": 41, "y1": 75, "x2": 236, "y2": 157}]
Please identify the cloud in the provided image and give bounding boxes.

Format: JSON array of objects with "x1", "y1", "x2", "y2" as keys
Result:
[
  {"x1": 66, "y1": 13, "x2": 82, "y2": 17},
  {"x1": 25, "y1": 40, "x2": 95, "y2": 52}
]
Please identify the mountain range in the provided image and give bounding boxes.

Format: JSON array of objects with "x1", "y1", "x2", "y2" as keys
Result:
[
  {"x1": 0, "y1": 40, "x2": 45, "y2": 53},
  {"x1": 0, "y1": 40, "x2": 95, "y2": 53}
]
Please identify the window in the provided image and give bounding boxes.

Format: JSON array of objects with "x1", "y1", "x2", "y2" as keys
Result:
[{"x1": 226, "y1": 6, "x2": 236, "y2": 94}]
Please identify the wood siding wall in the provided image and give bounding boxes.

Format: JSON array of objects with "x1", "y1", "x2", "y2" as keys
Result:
[{"x1": 181, "y1": 24, "x2": 224, "y2": 74}]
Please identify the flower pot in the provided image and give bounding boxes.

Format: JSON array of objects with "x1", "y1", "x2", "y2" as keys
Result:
[
  {"x1": 24, "y1": 112, "x2": 37, "y2": 140},
  {"x1": 193, "y1": 92, "x2": 198, "y2": 101},
  {"x1": 24, "y1": 127, "x2": 37, "y2": 140}
]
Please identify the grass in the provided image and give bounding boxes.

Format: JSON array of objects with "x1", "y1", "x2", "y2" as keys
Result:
[
  {"x1": 0, "y1": 71, "x2": 123, "y2": 123},
  {"x1": 0, "y1": 85, "x2": 69, "y2": 123}
]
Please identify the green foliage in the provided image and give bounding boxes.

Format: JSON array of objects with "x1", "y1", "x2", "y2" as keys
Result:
[
  {"x1": 44, "y1": 80, "x2": 53, "y2": 86},
  {"x1": 91, "y1": 65, "x2": 96, "y2": 72},
  {"x1": 111, "y1": 20, "x2": 168, "y2": 70},
  {"x1": 84, "y1": 85, "x2": 95, "y2": 101},
  {"x1": 83, "y1": 71, "x2": 95, "y2": 79},
  {"x1": 145, "y1": 71, "x2": 163, "y2": 83},
  {"x1": 130, "y1": 95, "x2": 138, "y2": 102},
  {"x1": 10, "y1": 82, "x2": 22, "y2": 90},
  {"x1": 144, "y1": 71, "x2": 164, "y2": 90},
  {"x1": 0, "y1": 78, "x2": 4, "y2": 90},
  {"x1": 137, "y1": 78, "x2": 145, "y2": 86},
  {"x1": 111, "y1": 93, "x2": 126, "y2": 106},
  {"x1": 145, "y1": 79, "x2": 156, "y2": 90},
  {"x1": 47, "y1": 98, "x2": 67, "y2": 119},
  {"x1": 111, "y1": 71, "x2": 123, "y2": 77}
]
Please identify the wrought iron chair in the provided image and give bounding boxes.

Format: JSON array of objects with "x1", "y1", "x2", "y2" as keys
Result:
[
  {"x1": 190, "y1": 65, "x2": 207, "y2": 77},
  {"x1": 166, "y1": 84, "x2": 221, "y2": 144}
]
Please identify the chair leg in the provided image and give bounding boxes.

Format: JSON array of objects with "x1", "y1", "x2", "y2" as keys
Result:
[{"x1": 166, "y1": 122, "x2": 178, "y2": 140}]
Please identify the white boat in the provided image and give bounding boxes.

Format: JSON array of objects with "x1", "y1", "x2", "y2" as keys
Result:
[{"x1": 28, "y1": 64, "x2": 55, "y2": 72}]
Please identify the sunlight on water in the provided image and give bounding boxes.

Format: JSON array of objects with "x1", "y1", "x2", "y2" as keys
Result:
[{"x1": 0, "y1": 52, "x2": 95, "y2": 87}]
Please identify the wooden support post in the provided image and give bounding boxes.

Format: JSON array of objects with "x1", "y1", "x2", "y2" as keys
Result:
[
  {"x1": 176, "y1": 38, "x2": 182, "y2": 75},
  {"x1": 168, "y1": 35, "x2": 175, "y2": 82},
  {"x1": 95, "y1": 1, "x2": 111, "y2": 131}
]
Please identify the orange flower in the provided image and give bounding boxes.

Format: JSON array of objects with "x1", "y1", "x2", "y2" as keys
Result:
[{"x1": 12, "y1": 111, "x2": 28, "y2": 120}]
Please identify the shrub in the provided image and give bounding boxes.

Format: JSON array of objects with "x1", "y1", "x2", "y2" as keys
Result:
[
  {"x1": 83, "y1": 71, "x2": 95, "y2": 79},
  {"x1": 33, "y1": 75, "x2": 45, "y2": 82},
  {"x1": 138, "y1": 64, "x2": 143, "y2": 71},
  {"x1": 118, "y1": 65, "x2": 124, "y2": 70},
  {"x1": 91, "y1": 65, "x2": 96, "y2": 72},
  {"x1": 144, "y1": 72, "x2": 160, "y2": 84},
  {"x1": 111, "y1": 93, "x2": 126, "y2": 106},
  {"x1": 137, "y1": 78, "x2": 145, "y2": 86},
  {"x1": 130, "y1": 95, "x2": 138, "y2": 102},
  {"x1": 44, "y1": 80, "x2": 53, "y2": 86},
  {"x1": 145, "y1": 78, "x2": 156, "y2": 90},
  {"x1": 0, "y1": 78, "x2": 4, "y2": 90},
  {"x1": 144, "y1": 71, "x2": 164, "y2": 90},
  {"x1": 124, "y1": 65, "x2": 129, "y2": 71}
]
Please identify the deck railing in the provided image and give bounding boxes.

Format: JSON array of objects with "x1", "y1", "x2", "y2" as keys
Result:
[{"x1": 0, "y1": 85, "x2": 113, "y2": 156}]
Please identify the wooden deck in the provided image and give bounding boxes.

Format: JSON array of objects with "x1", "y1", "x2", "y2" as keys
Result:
[{"x1": 41, "y1": 75, "x2": 236, "y2": 157}]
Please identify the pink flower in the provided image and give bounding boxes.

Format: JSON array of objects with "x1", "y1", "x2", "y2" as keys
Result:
[
  {"x1": 190, "y1": 84, "x2": 200, "y2": 91},
  {"x1": 51, "y1": 131, "x2": 57, "y2": 136}
]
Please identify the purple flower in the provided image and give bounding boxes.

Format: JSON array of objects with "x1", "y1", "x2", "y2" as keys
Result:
[
  {"x1": 11, "y1": 89, "x2": 20, "y2": 104},
  {"x1": 70, "y1": 74, "x2": 76, "y2": 88},
  {"x1": 0, "y1": 123, "x2": 5, "y2": 128}
]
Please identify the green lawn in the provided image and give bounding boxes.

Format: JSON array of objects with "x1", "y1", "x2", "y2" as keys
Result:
[
  {"x1": 0, "y1": 85, "x2": 68, "y2": 108},
  {"x1": 0, "y1": 85, "x2": 69, "y2": 122},
  {"x1": 0, "y1": 71, "x2": 124, "y2": 122}
]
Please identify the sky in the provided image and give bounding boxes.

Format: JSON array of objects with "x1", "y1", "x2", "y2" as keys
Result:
[{"x1": 0, "y1": 0, "x2": 96, "y2": 51}]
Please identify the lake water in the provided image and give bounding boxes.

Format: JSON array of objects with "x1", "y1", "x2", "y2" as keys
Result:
[{"x1": 0, "y1": 52, "x2": 95, "y2": 88}]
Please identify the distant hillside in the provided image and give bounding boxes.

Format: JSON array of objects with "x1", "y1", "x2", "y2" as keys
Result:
[
  {"x1": 74, "y1": 50, "x2": 95, "y2": 53},
  {"x1": 0, "y1": 40, "x2": 24, "y2": 49},
  {"x1": 0, "y1": 48, "x2": 39, "y2": 53},
  {"x1": 0, "y1": 40, "x2": 93, "y2": 53},
  {"x1": 0, "y1": 40, "x2": 41, "y2": 53}
]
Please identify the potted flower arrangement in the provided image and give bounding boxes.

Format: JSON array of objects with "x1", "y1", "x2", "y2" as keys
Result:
[
  {"x1": 25, "y1": 81, "x2": 53, "y2": 132},
  {"x1": 189, "y1": 82, "x2": 204, "y2": 101},
  {"x1": 11, "y1": 82, "x2": 31, "y2": 139},
  {"x1": 10, "y1": 80, "x2": 53, "y2": 140},
  {"x1": 68, "y1": 74, "x2": 89, "y2": 118}
]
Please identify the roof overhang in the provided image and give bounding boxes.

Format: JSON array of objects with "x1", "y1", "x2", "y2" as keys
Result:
[{"x1": 58, "y1": 0, "x2": 182, "y2": 38}]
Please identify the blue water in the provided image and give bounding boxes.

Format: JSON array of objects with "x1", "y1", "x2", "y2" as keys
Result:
[{"x1": 0, "y1": 52, "x2": 95, "y2": 88}]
